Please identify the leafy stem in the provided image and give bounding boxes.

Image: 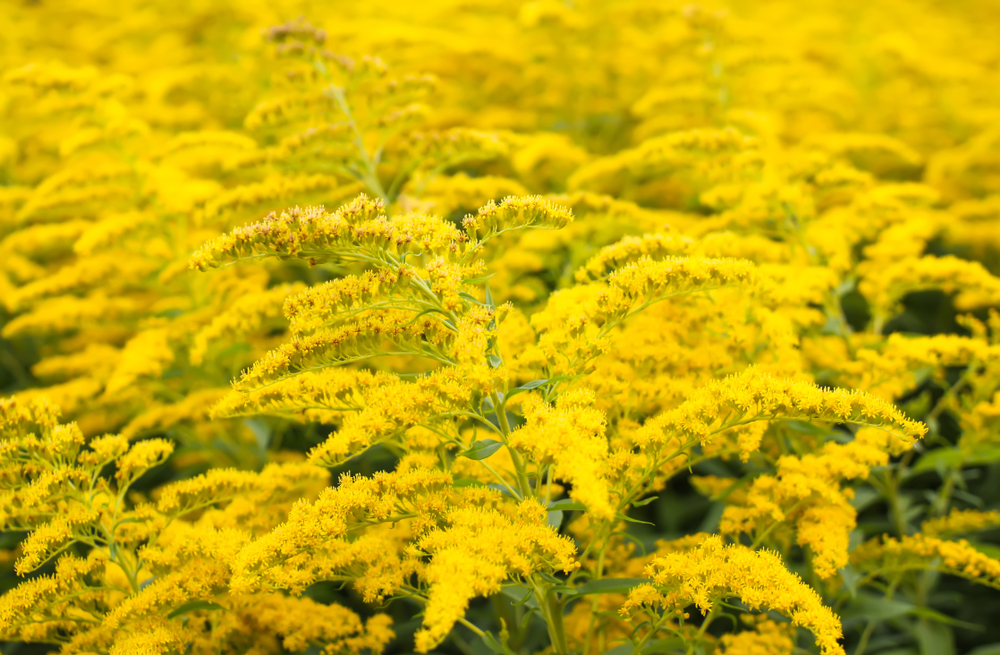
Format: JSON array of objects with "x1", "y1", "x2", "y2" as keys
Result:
[{"x1": 492, "y1": 392, "x2": 533, "y2": 499}]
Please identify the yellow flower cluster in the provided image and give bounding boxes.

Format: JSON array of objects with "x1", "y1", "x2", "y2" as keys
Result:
[
  {"x1": 921, "y1": 509, "x2": 1000, "y2": 539},
  {"x1": 508, "y1": 389, "x2": 613, "y2": 519},
  {"x1": 2, "y1": 1, "x2": 1000, "y2": 654},
  {"x1": 719, "y1": 428, "x2": 903, "y2": 579},
  {"x1": 623, "y1": 536, "x2": 844, "y2": 655},
  {"x1": 0, "y1": 397, "x2": 387, "y2": 653},
  {"x1": 718, "y1": 616, "x2": 797, "y2": 655},
  {"x1": 853, "y1": 534, "x2": 1000, "y2": 590},
  {"x1": 632, "y1": 369, "x2": 925, "y2": 456}
]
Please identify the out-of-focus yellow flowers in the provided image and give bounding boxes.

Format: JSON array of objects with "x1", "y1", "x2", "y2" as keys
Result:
[{"x1": 2, "y1": 0, "x2": 1000, "y2": 654}]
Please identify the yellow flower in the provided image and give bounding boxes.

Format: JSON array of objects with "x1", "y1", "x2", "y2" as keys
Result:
[
  {"x1": 853, "y1": 533, "x2": 1000, "y2": 590},
  {"x1": 720, "y1": 427, "x2": 904, "y2": 579},
  {"x1": 718, "y1": 616, "x2": 797, "y2": 655},
  {"x1": 631, "y1": 535, "x2": 844, "y2": 655},
  {"x1": 921, "y1": 509, "x2": 1000, "y2": 539},
  {"x1": 508, "y1": 389, "x2": 614, "y2": 520},
  {"x1": 190, "y1": 283, "x2": 304, "y2": 365},
  {"x1": 116, "y1": 439, "x2": 174, "y2": 484},
  {"x1": 575, "y1": 232, "x2": 696, "y2": 282},
  {"x1": 633, "y1": 368, "x2": 925, "y2": 455},
  {"x1": 413, "y1": 498, "x2": 578, "y2": 652}
]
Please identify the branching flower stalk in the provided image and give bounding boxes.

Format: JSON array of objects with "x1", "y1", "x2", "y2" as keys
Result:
[{"x1": 3, "y1": 6, "x2": 1000, "y2": 655}]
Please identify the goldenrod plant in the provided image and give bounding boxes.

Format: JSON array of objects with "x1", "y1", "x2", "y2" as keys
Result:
[{"x1": 1, "y1": 2, "x2": 1000, "y2": 655}]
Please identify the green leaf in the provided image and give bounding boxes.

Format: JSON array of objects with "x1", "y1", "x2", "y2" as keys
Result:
[
  {"x1": 167, "y1": 600, "x2": 225, "y2": 619},
  {"x1": 968, "y1": 644, "x2": 1000, "y2": 655},
  {"x1": 840, "y1": 594, "x2": 914, "y2": 622},
  {"x1": 968, "y1": 445, "x2": 1000, "y2": 466},
  {"x1": 485, "y1": 283, "x2": 495, "y2": 310},
  {"x1": 832, "y1": 584, "x2": 982, "y2": 633},
  {"x1": 243, "y1": 418, "x2": 272, "y2": 456},
  {"x1": 616, "y1": 512, "x2": 655, "y2": 526},
  {"x1": 696, "y1": 502, "x2": 724, "y2": 533},
  {"x1": 602, "y1": 645, "x2": 632, "y2": 655},
  {"x1": 500, "y1": 584, "x2": 534, "y2": 606},
  {"x1": 848, "y1": 529, "x2": 864, "y2": 553},
  {"x1": 520, "y1": 607, "x2": 538, "y2": 629},
  {"x1": 641, "y1": 638, "x2": 686, "y2": 654},
  {"x1": 547, "y1": 499, "x2": 586, "y2": 511},
  {"x1": 839, "y1": 565, "x2": 860, "y2": 599},
  {"x1": 632, "y1": 495, "x2": 659, "y2": 508},
  {"x1": 569, "y1": 577, "x2": 650, "y2": 597},
  {"x1": 909, "y1": 606, "x2": 983, "y2": 631},
  {"x1": 458, "y1": 292, "x2": 485, "y2": 306},
  {"x1": 486, "y1": 354, "x2": 503, "y2": 368},
  {"x1": 914, "y1": 621, "x2": 955, "y2": 655},
  {"x1": 850, "y1": 487, "x2": 880, "y2": 512},
  {"x1": 536, "y1": 571, "x2": 563, "y2": 585},
  {"x1": 487, "y1": 483, "x2": 519, "y2": 499},
  {"x1": 506, "y1": 375, "x2": 580, "y2": 400},
  {"x1": 547, "y1": 509, "x2": 564, "y2": 530},
  {"x1": 616, "y1": 531, "x2": 648, "y2": 557},
  {"x1": 599, "y1": 637, "x2": 684, "y2": 655},
  {"x1": 459, "y1": 440, "x2": 503, "y2": 460},
  {"x1": 462, "y1": 274, "x2": 495, "y2": 284},
  {"x1": 913, "y1": 447, "x2": 965, "y2": 474},
  {"x1": 408, "y1": 307, "x2": 451, "y2": 324},
  {"x1": 505, "y1": 378, "x2": 549, "y2": 400}
]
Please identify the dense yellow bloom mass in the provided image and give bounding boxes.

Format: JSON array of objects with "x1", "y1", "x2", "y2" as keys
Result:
[
  {"x1": 632, "y1": 368, "x2": 925, "y2": 455},
  {"x1": 2, "y1": 1, "x2": 1000, "y2": 654},
  {"x1": 413, "y1": 498, "x2": 578, "y2": 652},
  {"x1": 719, "y1": 428, "x2": 903, "y2": 579},
  {"x1": 508, "y1": 389, "x2": 613, "y2": 519},
  {"x1": 0, "y1": 397, "x2": 379, "y2": 653},
  {"x1": 624, "y1": 536, "x2": 844, "y2": 655}
]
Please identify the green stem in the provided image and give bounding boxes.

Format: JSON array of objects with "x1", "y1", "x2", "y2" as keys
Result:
[
  {"x1": 882, "y1": 467, "x2": 909, "y2": 538},
  {"x1": 457, "y1": 616, "x2": 487, "y2": 638},
  {"x1": 583, "y1": 532, "x2": 609, "y2": 655},
  {"x1": 752, "y1": 499, "x2": 806, "y2": 549},
  {"x1": 493, "y1": 393, "x2": 532, "y2": 498},
  {"x1": 825, "y1": 291, "x2": 856, "y2": 358},
  {"x1": 531, "y1": 576, "x2": 568, "y2": 655},
  {"x1": 545, "y1": 466, "x2": 553, "y2": 505},
  {"x1": 633, "y1": 609, "x2": 673, "y2": 654},
  {"x1": 492, "y1": 595, "x2": 521, "y2": 649},
  {"x1": 932, "y1": 472, "x2": 958, "y2": 517},
  {"x1": 854, "y1": 578, "x2": 900, "y2": 655},
  {"x1": 480, "y1": 458, "x2": 523, "y2": 500},
  {"x1": 326, "y1": 86, "x2": 389, "y2": 205},
  {"x1": 689, "y1": 605, "x2": 718, "y2": 654},
  {"x1": 926, "y1": 362, "x2": 976, "y2": 424},
  {"x1": 566, "y1": 521, "x2": 610, "y2": 587}
]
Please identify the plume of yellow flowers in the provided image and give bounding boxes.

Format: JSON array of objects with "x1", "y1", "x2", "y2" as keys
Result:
[
  {"x1": 622, "y1": 536, "x2": 844, "y2": 655},
  {"x1": 2, "y1": 2, "x2": 1000, "y2": 655}
]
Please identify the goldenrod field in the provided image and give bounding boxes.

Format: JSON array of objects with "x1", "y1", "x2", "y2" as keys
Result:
[{"x1": 2, "y1": 1, "x2": 1000, "y2": 654}]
